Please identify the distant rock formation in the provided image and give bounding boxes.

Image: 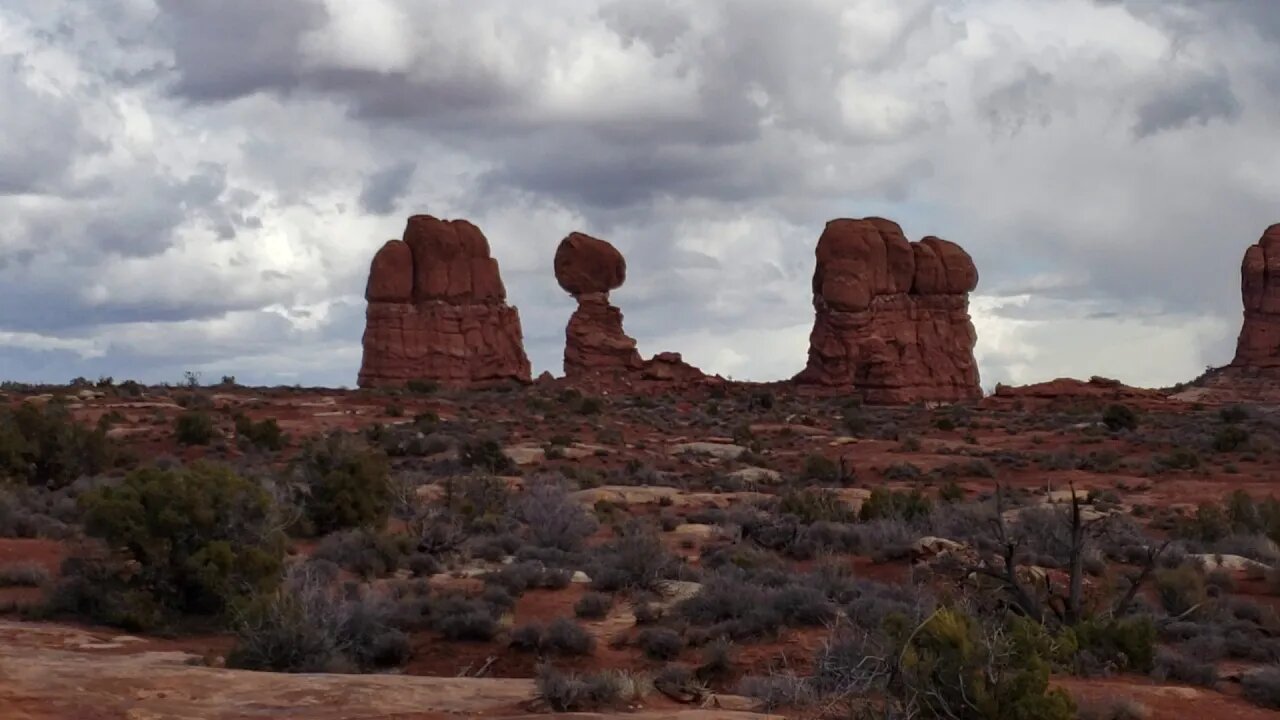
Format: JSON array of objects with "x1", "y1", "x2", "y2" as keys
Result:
[
  {"x1": 358, "y1": 215, "x2": 531, "y2": 388},
  {"x1": 554, "y1": 232, "x2": 707, "y2": 385},
  {"x1": 794, "y1": 217, "x2": 981, "y2": 403},
  {"x1": 1232, "y1": 224, "x2": 1280, "y2": 369},
  {"x1": 984, "y1": 376, "x2": 1175, "y2": 411}
]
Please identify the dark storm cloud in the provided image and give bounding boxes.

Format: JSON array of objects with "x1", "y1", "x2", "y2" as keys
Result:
[
  {"x1": 359, "y1": 161, "x2": 416, "y2": 214},
  {"x1": 1132, "y1": 71, "x2": 1240, "y2": 138},
  {"x1": 0, "y1": 56, "x2": 96, "y2": 195},
  {"x1": 157, "y1": 0, "x2": 326, "y2": 101}
]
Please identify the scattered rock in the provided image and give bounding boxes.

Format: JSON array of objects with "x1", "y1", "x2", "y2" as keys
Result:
[
  {"x1": 727, "y1": 467, "x2": 782, "y2": 485},
  {"x1": 669, "y1": 442, "x2": 748, "y2": 460}
]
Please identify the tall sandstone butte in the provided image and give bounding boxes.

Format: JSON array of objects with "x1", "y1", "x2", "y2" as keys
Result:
[
  {"x1": 358, "y1": 215, "x2": 531, "y2": 388},
  {"x1": 1232, "y1": 224, "x2": 1280, "y2": 369},
  {"x1": 554, "y1": 232, "x2": 705, "y2": 384},
  {"x1": 794, "y1": 217, "x2": 981, "y2": 403}
]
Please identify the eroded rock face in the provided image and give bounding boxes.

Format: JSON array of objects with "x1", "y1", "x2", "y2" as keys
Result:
[
  {"x1": 555, "y1": 232, "x2": 707, "y2": 385},
  {"x1": 358, "y1": 215, "x2": 531, "y2": 388},
  {"x1": 794, "y1": 217, "x2": 981, "y2": 403},
  {"x1": 1232, "y1": 224, "x2": 1280, "y2": 368}
]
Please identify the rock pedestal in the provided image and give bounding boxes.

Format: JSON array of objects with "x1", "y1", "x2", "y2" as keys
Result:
[
  {"x1": 793, "y1": 217, "x2": 981, "y2": 403},
  {"x1": 358, "y1": 215, "x2": 531, "y2": 388},
  {"x1": 554, "y1": 232, "x2": 706, "y2": 385}
]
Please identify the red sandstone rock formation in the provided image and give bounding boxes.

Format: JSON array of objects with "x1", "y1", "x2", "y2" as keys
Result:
[
  {"x1": 358, "y1": 215, "x2": 531, "y2": 388},
  {"x1": 1232, "y1": 224, "x2": 1280, "y2": 369},
  {"x1": 982, "y1": 376, "x2": 1175, "y2": 411},
  {"x1": 794, "y1": 217, "x2": 981, "y2": 403},
  {"x1": 555, "y1": 232, "x2": 707, "y2": 385}
]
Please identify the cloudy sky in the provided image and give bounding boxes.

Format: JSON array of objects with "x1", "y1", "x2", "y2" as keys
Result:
[{"x1": 2, "y1": 0, "x2": 1277, "y2": 390}]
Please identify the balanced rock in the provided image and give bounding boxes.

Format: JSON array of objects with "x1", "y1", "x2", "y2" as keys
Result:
[
  {"x1": 794, "y1": 217, "x2": 981, "y2": 403},
  {"x1": 555, "y1": 232, "x2": 707, "y2": 384},
  {"x1": 1232, "y1": 224, "x2": 1280, "y2": 368},
  {"x1": 358, "y1": 215, "x2": 531, "y2": 388}
]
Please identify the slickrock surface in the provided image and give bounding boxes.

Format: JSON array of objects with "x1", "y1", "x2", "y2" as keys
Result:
[{"x1": 358, "y1": 215, "x2": 531, "y2": 388}]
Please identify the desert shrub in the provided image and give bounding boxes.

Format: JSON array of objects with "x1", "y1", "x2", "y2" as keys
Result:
[
  {"x1": 1155, "y1": 565, "x2": 1209, "y2": 617},
  {"x1": 535, "y1": 664, "x2": 646, "y2": 712},
  {"x1": 575, "y1": 591, "x2": 612, "y2": 619},
  {"x1": 896, "y1": 609, "x2": 1075, "y2": 720},
  {"x1": 312, "y1": 528, "x2": 412, "y2": 579},
  {"x1": 1102, "y1": 404, "x2": 1137, "y2": 432},
  {"x1": 0, "y1": 561, "x2": 50, "y2": 587},
  {"x1": 517, "y1": 479, "x2": 597, "y2": 551},
  {"x1": 1220, "y1": 404, "x2": 1251, "y2": 423},
  {"x1": 801, "y1": 454, "x2": 841, "y2": 483},
  {"x1": 1213, "y1": 425, "x2": 1250, "y2": 452},
  {"x1": 859, "y1": 487, "x2": 932, "y2": 523},
  {"x1": 0, "y1": 402, "x2": 116, "y2": 488},
  {"x1": 510, "y1": 622, "x2": 545, "y2": 651},
  {"x1": 779, "y1": 488, "x2": 855, "y2": 524},
  {"x1": 1151, "y1": 448, "x2": 1201, "y2": 472},
  {"x1": 227, "y1": 562, "x2": 410, "y2": 672},
  {"x1": 589, "y1": 522, "x2": 677, "y2": 592},
  {"x1": 1071, "y1": 616, "x2": 1156, "y2": 673},
  {"x1": 56, "y1": 462, "x2": 284, "y2": 629},
  {"x1": 441, "y1": 474, "x2": 509, "y2": 527},
  {"x1": 174, "y1": 410, "x2": 216, "y2": 445},
  {"x1": 638, "y1": 627, "x2": 684, "y2": 660},
  {"x1": 545, "y1": 617, "x2": 595, "y2": 656},
  {"x1": 460, "y1": 437, "x2": 514, "y2": 474},
  {"x1": 769, "y1": 585, "x2": 836, "y2": 626},
  {"x1": 1243, "y1": 666, "x2": 1280, "y2": 709},
  {"x1": 484, "y1": 561, "x2": 572, "y2": 596},
  {"x1": 429, "y1": 594, "x2": 501, "y2": 640},
  {"x1": 294, "y1": 433, "x2": 391, "y2": 534},
  {"x1": 1151, "y1": 648, "x2": 1217, "y2": 687},
  {"x1": 235, "y1": 415, "x2": 285, "y2": 451},
  {"x1": 939, "y1": 480, "x2": 966, "y2": 504},
  {"x1": 698, "y1": 637, "x2": 735, "y2": 681}
]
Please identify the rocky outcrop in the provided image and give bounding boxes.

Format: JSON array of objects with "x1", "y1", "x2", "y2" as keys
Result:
[
  {"x1": 555, "y1": 232, "x2": 709, "y2": 385},
  {"x1": 794, "y1": 217, "x2": 981, "y2": 403},
  {"x1": 1232, "y1": 224, "x2": 1280, "y2": 369},
  {"x1": 358, "y1": 215, "x2": 531, "y2": 388},
  {"x1": 983, "y1": 376, "x2": 1176, "y2": 411}
]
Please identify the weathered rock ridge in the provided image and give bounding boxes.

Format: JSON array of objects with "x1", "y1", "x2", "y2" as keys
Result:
[
  {"x1": 358, "y1": 215, "x2": 531, "y2": 388},
  {"x1": 555, "y1": 232, "x2": 708, "y2": 385},
  {"x1": 1232, "y1": 223, "x2": 1280, "y2": 369},
  {"x1": 794, "y1": 217, "x2": 981, "y2": 403}
]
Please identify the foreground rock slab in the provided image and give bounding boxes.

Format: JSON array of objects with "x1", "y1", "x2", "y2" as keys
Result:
[{"x1": 0, "y1": 621, "x2": 777, "y2": 720}]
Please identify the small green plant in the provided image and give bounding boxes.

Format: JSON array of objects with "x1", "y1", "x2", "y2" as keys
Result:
[
  {"x1": 55, "y1": 462, "x2": 284, "y2": 629},
  {"x1": 174, "y1": 410, "x2": 216, "y2": 445},
  {"x1": 293, "y1": 433, "x2": 392, "y2": 534},
  {"x1": 234, "y1": 415, "x2": 285, "y2": 451},
  {"x1": 1102, "y1": 404, "x2": 1137, "y2": 432},
  {"x1": 859, "y1": 487, "x2": 932, "y2": 522}
]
